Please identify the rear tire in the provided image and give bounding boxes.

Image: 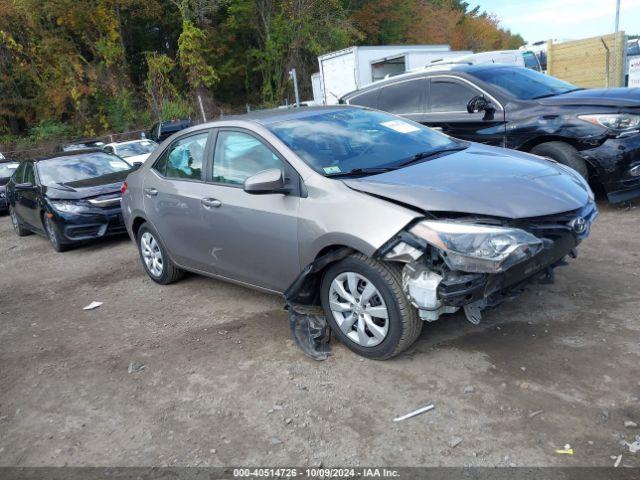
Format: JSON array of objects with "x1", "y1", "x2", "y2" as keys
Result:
[
  {"x1": 137, "y1": 223, "x2": 184, "y2": 284},
  {"x1": 9, "y1": 206, "x2": 32, "y2": 237},
  {"x1": 320, "y1": 253, "x2": 422, "y2": 360},
  {"x1": 531, "y1": 141, "x2": 589, "y2": 179},
  {"x1": 43, "y1": 214, "x2": 69, "y2": 252}
]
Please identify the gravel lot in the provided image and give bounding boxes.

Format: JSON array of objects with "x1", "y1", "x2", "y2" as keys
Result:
[{"x1": 0, "y1": 200, "x2": 639, "y2": 468}]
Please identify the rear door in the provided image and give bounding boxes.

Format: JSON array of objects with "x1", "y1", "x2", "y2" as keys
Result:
[
  {"x1": 142, "y1": 130, "x2": 216, "y2": 270},
  {"x1": 421, "y1": 76, "x2": 506, "y2": 145},
  {"x1": 198, "y1": 128, "x2": 301, "y2": 292}
]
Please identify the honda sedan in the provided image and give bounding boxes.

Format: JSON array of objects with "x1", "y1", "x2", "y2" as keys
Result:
[{"x1": 122, "y1": 106, "x2": 596, "y2": 359}]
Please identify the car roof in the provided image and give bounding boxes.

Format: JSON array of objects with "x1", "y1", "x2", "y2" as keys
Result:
[
  {"x1": 340, "y1": 63, "x2": 516, "y2": 99},
  {"x1": 227, "y1": 105, "x2": 358, "y2": 125},
  {"x1": 106, "y1": 139, "x2": 155, "y2": 147}
]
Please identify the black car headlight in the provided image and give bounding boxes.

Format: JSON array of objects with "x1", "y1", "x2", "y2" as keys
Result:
[
  {"x1": 49, "y1": 200, "x2": 91, "y2": 214},
  {"x1": 410, "y1": 220, "x2": 543, "y2": 274},
  {"x1": 578, "y1": 113, "x2": 640, "y2": 135}
]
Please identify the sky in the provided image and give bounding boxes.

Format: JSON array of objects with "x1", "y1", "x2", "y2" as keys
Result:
[{"x1": 473, "y1": 0, "x2": 640, "y2": 43}]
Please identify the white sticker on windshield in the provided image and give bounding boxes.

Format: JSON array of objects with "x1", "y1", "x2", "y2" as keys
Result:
[
  {"x1": 381, "y1": 120, "x2": 420, "y2": 133},
  {"x1": 109, "y1": 161, "x2": 124, "y2": 168},
  {"x1": 323, "y1": 166, "x2": 342, "y2": 174}
]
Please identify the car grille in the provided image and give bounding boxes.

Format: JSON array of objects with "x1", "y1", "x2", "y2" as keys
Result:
[{"x1": 511, "y1": 201, "x2": 598, "y2": 241}]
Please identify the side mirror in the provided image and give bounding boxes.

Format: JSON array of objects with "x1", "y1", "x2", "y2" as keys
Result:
[
  {"x1": 14, "y1": 182, "x2": 35, "y2": 191},
  {"x1": 467, "y1": 95, "x2": 494, "y2": 114},
  {"x1": 131, "y1": 162, "x2": 143, "y2": 170},
  {"x1": 243, "y1": 169, "x2": 287, "y2": 195}
]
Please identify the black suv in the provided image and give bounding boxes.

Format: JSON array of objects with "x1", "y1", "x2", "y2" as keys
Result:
[{"x1": 341, "y1": 65, "x2": 640, "y2": 203}]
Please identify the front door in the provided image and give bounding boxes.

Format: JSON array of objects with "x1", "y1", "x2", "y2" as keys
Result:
[
  {"x1": 420, "y1": 77, "x2": 507, "y2": 146},
  {"x1": 16, "y1": 162, "x2": 42, "y2": 229},
  {"x1": 199, "y1": 129, "x2": 301, "y2": 293}
]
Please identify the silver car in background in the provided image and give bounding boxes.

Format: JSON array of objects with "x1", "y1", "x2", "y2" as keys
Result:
[{"x1": 121, "y1": 106, "x2": 596, "y2": 359}]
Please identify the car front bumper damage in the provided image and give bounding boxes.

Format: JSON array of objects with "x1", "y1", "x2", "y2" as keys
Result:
[
  {"x1": 579, "y1": 132, "x2": 640, "y2": 203},
  {"x1": 381, "y1": 202, "x2": 598, "y2": 325}
]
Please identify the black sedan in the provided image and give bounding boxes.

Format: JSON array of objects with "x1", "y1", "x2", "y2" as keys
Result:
[
  {"x1": 6, "y1": 150, "x2": 133, "y2": 251},
  {"x1": 341, "y1": 65, "x2": 640, "y2": 203},
  {"x1": 0, "y1": 160, "x2": 20, "y2": 212}
]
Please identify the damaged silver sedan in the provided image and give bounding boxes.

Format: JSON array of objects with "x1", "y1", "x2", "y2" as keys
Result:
[{"x1": 121, "y1": 106, "x2": 596, "y2": 359}]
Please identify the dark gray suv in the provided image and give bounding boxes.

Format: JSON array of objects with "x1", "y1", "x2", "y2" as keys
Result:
[{"x1": 122, "y1": 106, "x2": 596, "y2": 359}]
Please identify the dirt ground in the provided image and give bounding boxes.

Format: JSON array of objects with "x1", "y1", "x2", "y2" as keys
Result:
[{"x1": 0, "y1": 200, "x2": 639, "y2": 468}]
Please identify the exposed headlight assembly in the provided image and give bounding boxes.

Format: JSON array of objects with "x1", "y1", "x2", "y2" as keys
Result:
[
  {"x1": 49, "y1": 200, "x2": 90, "y2": 214},
  {"x1": 410, "y1": 220, "x2": 543, "y2": 274},
  {"x1": 578, "y1": 113, "x2": 640, "y2": 134}
]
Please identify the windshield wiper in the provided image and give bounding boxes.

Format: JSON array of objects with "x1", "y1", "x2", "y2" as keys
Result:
[
  {"x1": 326, "y1": 167, "x2": 394, "y2": 178},
  {"x1": 396, "y1": 146, "x2": 468, "y2": 168}
]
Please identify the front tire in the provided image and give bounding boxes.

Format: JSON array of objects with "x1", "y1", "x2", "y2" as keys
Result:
[
  {"x1": 9, "y1": 206, "x2": 32, "y2": 237},
  {"x1": 531, "y1": 141, "x2": 589, "y2": 179},
  {"x1": 137, "y1": 223, "x2": 184, "y2": 284},
  {"x1": 320, "y1": 254, "x2": 422, "y2": 360},
  {"x1": 43, "y1": 214, "x2": 68, "y2": 252}
]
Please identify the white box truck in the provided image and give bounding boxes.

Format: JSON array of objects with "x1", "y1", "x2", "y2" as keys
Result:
[{"x1": 314, "y1": 45, "x2": 470, "y2": 105}]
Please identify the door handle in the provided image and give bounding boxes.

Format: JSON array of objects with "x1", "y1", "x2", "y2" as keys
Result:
[
  {"x1": 201, "y1": 198, "x2": 222, "y2": 209},
  {"x1": 144, "y1": 188, "x2": 158, "y2": 198}
]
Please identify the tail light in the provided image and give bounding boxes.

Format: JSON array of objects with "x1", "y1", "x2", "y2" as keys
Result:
[{"x1": 121, "y1": 181, "x2": 128, "y2": 195}]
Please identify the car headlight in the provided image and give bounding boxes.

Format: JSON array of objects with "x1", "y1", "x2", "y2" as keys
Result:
[
  {"x1": 49, "y1": 200, "x2": 90, "y2": 214},
  {"x1": 578, "y1": 113, "x2": 640, "y2": 133},
  {"x1": 410, "y1": 220, "x2": 543, "y2": 274}
]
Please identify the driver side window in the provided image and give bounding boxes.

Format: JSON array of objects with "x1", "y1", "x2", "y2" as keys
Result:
[
  {"x1": 23, "y1": 163, "x2": 35, "y2": 185},
  {"x1": 212, "y1": 131, "x2": 283, "y2": 186},
  {"x1": 429, "y1": 79, "x2": 480, "y2": 113}
]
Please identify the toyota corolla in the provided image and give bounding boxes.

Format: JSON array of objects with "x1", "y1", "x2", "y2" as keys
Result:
[{"x1": 121, "y1": 106, "x2": 596, "y2": 359}]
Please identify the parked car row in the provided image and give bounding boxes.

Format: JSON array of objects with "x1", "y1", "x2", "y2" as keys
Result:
[
  {"x1": 341, "y1": 64, "x2": 640, "y2": 203},
  {"x1": 0, "y1": 76, "x2": 609, "y2": 359}
]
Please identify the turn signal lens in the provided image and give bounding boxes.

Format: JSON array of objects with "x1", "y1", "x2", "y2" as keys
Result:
[{"x1": 121, "y1": 181, "x2": 128, "y2": 195}]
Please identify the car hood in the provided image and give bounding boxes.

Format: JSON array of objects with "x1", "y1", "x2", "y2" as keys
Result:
[
  {"x1": 538, "y1": 88, "x2": 640, "y2": 108},
  {"x1": 44, "y1": 170, "x2": 129, "y2": 200},
  {"x1": 342, "y1": 144, "x2": 590, "y2": 219}
]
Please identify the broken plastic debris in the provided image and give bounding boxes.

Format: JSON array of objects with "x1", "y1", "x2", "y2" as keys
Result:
[
  {"x1": 128, "y1": 361, "x2": 145, "y2": 373},
  {"x1": 555, "y1": 444, "x2": 574, "y2": 455},
  {"x1": 393, "y1": 404, "x2": 434, "y2": 422},
  {"x1": 83, "y1": 301, "x2": 103, "y2": 310},
  {"x1": 627, "y1": 436, "x2": 640, "y2": 453},
  {"x1": 287, "y1": 303, "x2": 331, "y2": 361},
  {"x1": 614, "y1": 454, "x2": 622, "y2": 467}
]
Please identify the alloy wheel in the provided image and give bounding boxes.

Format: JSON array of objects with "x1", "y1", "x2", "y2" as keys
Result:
[
  {"x1": 328, "y1": 271, "x2": 389, "y2": 347},
  {"x1": 140, "y1": 231, "x2": 163, "y2": 278},
  {"x1": 44, "y1": 216, "x2": 58, "y2": 247}
]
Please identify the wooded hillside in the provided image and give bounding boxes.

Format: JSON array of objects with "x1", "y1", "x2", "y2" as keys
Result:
[{"x1": 0, "y1": 0, "x2": 523, "y2": 141}]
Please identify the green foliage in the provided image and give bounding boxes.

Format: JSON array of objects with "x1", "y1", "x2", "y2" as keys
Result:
[
  {"x1": 0, "y1": 0, "x2": 526, "y2": 141},
  {"x1": 160, "y1": 98, "x2": 194, "y2": 120},
  {"x1": 28, "y1": 120, "x2": 74, "y2": 142}
]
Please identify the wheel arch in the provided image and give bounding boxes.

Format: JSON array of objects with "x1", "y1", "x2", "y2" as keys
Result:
[{"x1": 284, "y1": 244, "x2": 364, "y2": 305}]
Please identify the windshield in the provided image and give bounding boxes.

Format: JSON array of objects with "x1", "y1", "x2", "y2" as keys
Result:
[
  {"x1": 115, "y1": 140, "x2": 157, "y2": 158},
  {"x1": 37, "y1": 152, "x2": 131, "y2": 186},
  {"x1": 0, "y1": 162, "x2": 19, "y2": 178},
  {"x1": 471, "y1": 67, "x2": 577, "y2": 100},
  {"x1": 268, "y1": 108, "x2": 460, "y2": 175}
]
